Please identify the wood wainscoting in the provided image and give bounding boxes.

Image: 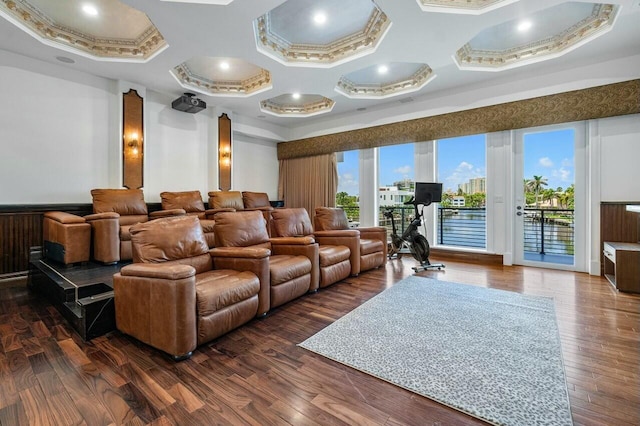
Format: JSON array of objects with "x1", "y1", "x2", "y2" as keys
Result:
[
  {"x1": 429, "y1": 248, "x2": 503, "y2": 265},
  {"x1": 0, "y1": 205, "x2": 92, "y2": 277},
  {"x1": 0, "y1": 203, "x2": 164, "y2": 277}
]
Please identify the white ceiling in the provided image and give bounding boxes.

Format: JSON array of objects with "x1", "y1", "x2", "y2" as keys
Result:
[{"x1": 0, "y1": 0, "x2": 639, "y2": 129}]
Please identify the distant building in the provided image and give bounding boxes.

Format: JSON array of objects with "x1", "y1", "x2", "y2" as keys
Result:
[
  {"x1": 458, "y1": 177, "x2": 486, "y2": 194},
  {"x1": 452, "y1": 196, "x2": 465, "y2": 207},
  {"x1": 379, "y1": 185, "x2": 413, "y2": 206}
]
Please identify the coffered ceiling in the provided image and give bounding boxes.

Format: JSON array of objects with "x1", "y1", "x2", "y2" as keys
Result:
[{"x1": 0, "y1": 0, "x2": 638, "y2": 127}]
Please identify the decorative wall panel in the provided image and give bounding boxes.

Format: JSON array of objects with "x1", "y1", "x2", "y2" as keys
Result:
[
  {"x1": 218, "y1": 113, "x2": 232, "y2": 191},
  {"x1": 122, "y1": 90, "x2": 144, "y2": 189},
  {"x1": 278, "y1": 79, "x2": 640, "y2": 159}
]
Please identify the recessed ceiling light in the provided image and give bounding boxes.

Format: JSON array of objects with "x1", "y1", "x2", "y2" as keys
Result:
[
  {"x1": 220, "y1": 61, "x2": 230, "y2": 70},
  {"x1": 517, "y1": 20, "x2": 532, "y2": 32},
  {"x1": 82, "y1": 4, "x2": 98, "y2": 16},
  {"x1": 313, "y1": 12, "x2": 327, "y2": 25},
  {"x1": 56, "y1": 56, "x2": 75, "y2": 64},
  {"x1": 377, "y1": 65, "x2": 389, "y2": 74},
  {"x1": 292, "y1": 92, "x2": 301, "y2": 100}
]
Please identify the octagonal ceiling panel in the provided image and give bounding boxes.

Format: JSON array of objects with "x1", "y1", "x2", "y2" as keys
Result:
[
  {"x1": 336, "y1": 62, "x2": 436, "y2": 99},
  {"x1": 170, "y1": 57, "x2": 272, "y2": 97},
  {"x1": 260, "y1": 94, "x2": 335, "y2": 117},
  {"x1": 254, "y1": 0, "x2": 392, "y2": 67},
  {"x1": 455, "y1": 2, "x2": 619, "y2": 71},
  {"x1": 416, "y1": 0, "x2": 519, "y2": 14},
  {"x1": 0, "y1": 0, "x2": 167, "y2": 61}
]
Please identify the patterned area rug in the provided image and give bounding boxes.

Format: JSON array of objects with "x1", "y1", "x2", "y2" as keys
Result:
[{"x1": 299, "y1": 276, "x2": 573, "y2": 426}]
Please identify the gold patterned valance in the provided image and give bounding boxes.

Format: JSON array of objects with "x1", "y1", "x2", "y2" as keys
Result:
[{"x1": 278, "y1": 79, "x2": 640, "y2": 160}]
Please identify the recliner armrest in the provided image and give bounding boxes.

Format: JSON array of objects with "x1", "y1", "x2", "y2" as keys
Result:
[
  {"x1": 209, "y1": 247, "x2": 271, "y2": 316},
  {"x1": 113, "y1": 269, "x2": 197, "y2": 359},
  {"x1": 313, "y1": 229, "x2": 359, "y2": 238},
  {"x1": 209, "y1": 247, "x2": 270, "y2": 258},
  {"x1": 85, "y1": 212, "x2": 120, "y2": 221},
  {"x1": 149, "y1": 209, "x2": 186, "y2": 219},
  {"x1": 120, "y1": 263, "x2": 195, "y2": 280},
  {"x1": 313, "y1": 231, "x2": 361, "y2": 276},
  {"x1": 204, "y1": 208, "x2": 236, "y2": 219},
  {"x1": 270, "y1": 236, "x2": 315, "y2": 245}
]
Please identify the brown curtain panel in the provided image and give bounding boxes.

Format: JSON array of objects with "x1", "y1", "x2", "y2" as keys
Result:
[{"x1": 278, "y1": 153, "x2": 337, "y2": 221}]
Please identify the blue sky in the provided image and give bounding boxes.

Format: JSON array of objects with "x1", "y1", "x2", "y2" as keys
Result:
[
  {"x1": 337, "y1": 129, "x2": 574, "y2": 195},
  {"x1": 523, "y1": 129, "x2": 574, "y2": 191}
]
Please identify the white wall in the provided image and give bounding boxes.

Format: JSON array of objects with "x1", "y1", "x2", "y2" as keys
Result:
[
  {"x1": 0, "y1": 52, "x2": 115, "y2": 204},
  {"x1": 0, "y1": 52, "x2": 282, "y2": 205},
  {"x1": 144, "y1": 90, "x2": 212, "y2": 202},
  {"x1": 232, "y1": 133, "x2": 279, "y2": 200},
  {"x1": 597, "y1": 114, "x2": 640, "y2": 202}
]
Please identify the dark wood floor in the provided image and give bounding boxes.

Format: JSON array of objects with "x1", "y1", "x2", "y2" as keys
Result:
[{"x1": 1, "y1": 258, "x2": 639, "y2": 425}]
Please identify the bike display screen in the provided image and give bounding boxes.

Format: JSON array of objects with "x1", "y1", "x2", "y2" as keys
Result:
[{"x1": 414, "y1": 182, "x2": 443, "y2": 205}]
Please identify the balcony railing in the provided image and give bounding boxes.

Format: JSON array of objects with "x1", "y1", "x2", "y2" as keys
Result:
[
  {"x1": 437, "y1": 208, "x2": 486, "y2": 249},
  {"x1": 523, "y1": 208, "x2": 574, "y2": 256}
]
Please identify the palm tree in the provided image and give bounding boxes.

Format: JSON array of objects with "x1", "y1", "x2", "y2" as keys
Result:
[{"x1": 525, "y1": 175, "x2": 548, "y2": 208}]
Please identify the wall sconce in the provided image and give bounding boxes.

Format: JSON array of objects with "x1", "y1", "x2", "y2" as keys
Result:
[
  {"x1": 127, "y1": 132, "x2": 140, "y2": 156},
  {"x1": 218, "y1": 113, "x2": 232, "y2": 191},
  {"x1": 219, "y1": 148, "x2": 230, "y2": 166}
]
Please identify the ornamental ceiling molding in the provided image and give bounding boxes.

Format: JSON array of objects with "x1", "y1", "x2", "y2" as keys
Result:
[
  {"x1": 260, "y1": 96, "x2": 335, "y2": 117},
  {"x1": 336, "y1": 65, "x2": 436, "y2": 99},
  {"x1": 253, "y1": 7, "x2": 391, "y2": 67},
  {"x1": 170, "y1": 63, "x2": 272, "y2": 97},
  {"x1": 455, "y1": 4, "x2": 619, "y2": 71},
  {"x1": 278, "y1": 79, "x2": 640, "y2": 159},
  {"x1": 416, "y1": 0, "x2": 519, "y2": 14},
  {"x1": 0, "y1": 0, "x2": 167, "y2": 61}
]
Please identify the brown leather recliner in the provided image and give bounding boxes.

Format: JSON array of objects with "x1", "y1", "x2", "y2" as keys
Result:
[
  {"x1": 85, "y1": 189, "x2": 150, "y2": 264},
  {"x1": 271, "y1": 208, "x2": 351, "y2": 289},
  {"x1": 207, "y1": 190, "x2": 274, "y2": 233},
  {"x1": 113, "y1": 215, "x2": 268, "y2": 360},
  {"x1": 42, "y1": 211, "x2": 91, "y2": 265},
  {"x1": 314, "y1": 207, "x2": 387, "y2": 275},
  {"x1": 154, "y1": 190, "x2": 216, "y2": 247},
  {"x1": 213, "y1": 210, "x2": 318, "y2": 309}
]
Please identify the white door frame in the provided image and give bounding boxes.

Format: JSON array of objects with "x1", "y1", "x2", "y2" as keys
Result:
[{"x1": 512, "y1": 122, "x2": 588, "y2": 272}]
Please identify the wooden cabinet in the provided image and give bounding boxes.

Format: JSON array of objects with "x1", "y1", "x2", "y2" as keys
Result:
[{"x1": 603, "y1": 242, "x2": 640, "y2": 293}]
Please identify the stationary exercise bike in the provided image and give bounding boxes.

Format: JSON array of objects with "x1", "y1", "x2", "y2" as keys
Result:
[{"x1": 384, "y1": 184, "x2": 445, "y2": 273}]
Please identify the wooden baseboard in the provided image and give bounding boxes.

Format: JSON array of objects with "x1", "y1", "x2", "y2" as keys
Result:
[{"x1": 429, "y1": 248, "x2": 503, "y2": 265}]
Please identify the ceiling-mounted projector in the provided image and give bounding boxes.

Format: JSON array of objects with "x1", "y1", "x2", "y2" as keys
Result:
[{"x1": 172, "y1": 92, "x2": 206, "y2": 113}]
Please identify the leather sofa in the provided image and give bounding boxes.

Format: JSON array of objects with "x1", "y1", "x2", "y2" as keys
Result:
[
  {"x1": 271, "y1": 208, "x2": 351, "y2": 288},
  {"x1": 42, "y1": 211, "x2": 91, "y2": 265},
  {"x1": 213, "y1": 210, "x2": 318, "y2": 310},
  {"x1": 157, "y1": 190, "x2": 216, "y2": 247},
  {"x1": 314, "y1": 207, "x2": 387, "y2": 275},
  {"x1": 113, "y1": 215, "x2": 267, "y2": 360},
  {"x1": 85, "y1": 189, "x2": 149, "y2": 264}
]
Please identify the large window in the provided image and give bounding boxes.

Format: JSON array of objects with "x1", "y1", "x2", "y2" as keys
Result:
[
  {"x1": 336, "y1": 150, "x2": 360, "y2": 222},
  {"x1": 436, "y1": 135, "x2": 487, "y2": 249},
  {"x1": 378, "y1": 144, "x2": 415, "y2": 233}
]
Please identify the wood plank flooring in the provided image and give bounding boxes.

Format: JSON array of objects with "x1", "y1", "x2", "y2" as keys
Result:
[{"x1": 1, "y1": 258, "x2": 639, "y2": 425}]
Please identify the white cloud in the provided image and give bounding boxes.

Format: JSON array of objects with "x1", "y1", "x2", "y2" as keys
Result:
[
  {"x1": 443, "y1": 161, "x2": 484, "y2": 192},
  {"x1": 394, "y1": 165, "x2": 412, "y2": 175},
  {"x1": 539, "y1": 157, "x2": 554, "y2": 168},
  {"x1": 338, "y1": 173, "x2": 359, "y2": 195},
  {"x1": 561, "y1": 158, "x2": 573, "y2": 168},
  {"x1": 552, "y1": 167, "x2": 571, "y2": 182}
]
